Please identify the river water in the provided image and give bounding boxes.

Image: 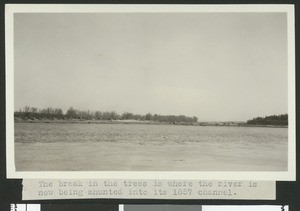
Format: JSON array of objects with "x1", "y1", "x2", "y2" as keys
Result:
[{"x1": 14, "y1": 123, "x2": 288, "y2": 171}]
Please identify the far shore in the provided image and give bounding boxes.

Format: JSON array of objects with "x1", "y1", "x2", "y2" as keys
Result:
[{"x1": 14, "y1": 118, "x2": 288, "y2": 128}]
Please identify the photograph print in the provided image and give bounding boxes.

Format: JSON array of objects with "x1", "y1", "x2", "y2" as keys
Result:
[{"x1": 6, "y1": 5, "x2": 295, "y2": 179}]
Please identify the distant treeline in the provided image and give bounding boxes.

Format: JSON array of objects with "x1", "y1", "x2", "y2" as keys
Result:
[
  {"x1": 247, "y1": 114, "x2": 288, "y2": 125},
  {"x1": 14, "y1": 106, "x2": 198, "y2": 124}
]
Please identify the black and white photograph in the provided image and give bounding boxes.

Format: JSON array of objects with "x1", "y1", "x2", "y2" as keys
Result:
[{"x1": 5, "y1": 5, "x2": 295, "y2": 179}]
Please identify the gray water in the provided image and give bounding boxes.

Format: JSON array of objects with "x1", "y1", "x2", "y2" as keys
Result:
[{"x1": 15, "y1": 123, "x2": 288, "y2": 171}]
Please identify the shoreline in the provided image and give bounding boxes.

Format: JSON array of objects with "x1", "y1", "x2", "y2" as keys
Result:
[{"x1": 14, "y1": 119, "x2": 288, "y2": 128}]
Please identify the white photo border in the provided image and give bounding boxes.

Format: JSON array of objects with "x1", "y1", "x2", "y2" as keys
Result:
[{"x1": 5, "y1": 4, "x2": 296, "y2": 180}]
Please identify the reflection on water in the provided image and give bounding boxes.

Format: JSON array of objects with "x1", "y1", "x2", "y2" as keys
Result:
[{"x1": 15, "y1": 123, "x2": 288, "y2": 171}]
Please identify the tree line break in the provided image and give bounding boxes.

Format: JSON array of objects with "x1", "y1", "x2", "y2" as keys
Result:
[{"x1": 15, "y1": 106, "x2": 288, "y2": 126}]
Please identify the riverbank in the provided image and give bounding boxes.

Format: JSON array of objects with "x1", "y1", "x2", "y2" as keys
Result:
[
  {"x1": 14, "y1": 118, "x2": 288, "y2": 128},
  {"x1": 14, "y1": 118, "x2": 192, "y2": 125}
]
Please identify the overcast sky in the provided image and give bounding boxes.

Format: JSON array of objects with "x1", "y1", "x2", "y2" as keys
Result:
[{"x1": 14, "y1": 12, "x2": 288, "y2": 121}]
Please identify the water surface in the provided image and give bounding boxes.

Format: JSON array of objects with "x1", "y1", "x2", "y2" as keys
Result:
[{"x1": 15, "y1": 123, "x2": 288, "y2": 171}]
